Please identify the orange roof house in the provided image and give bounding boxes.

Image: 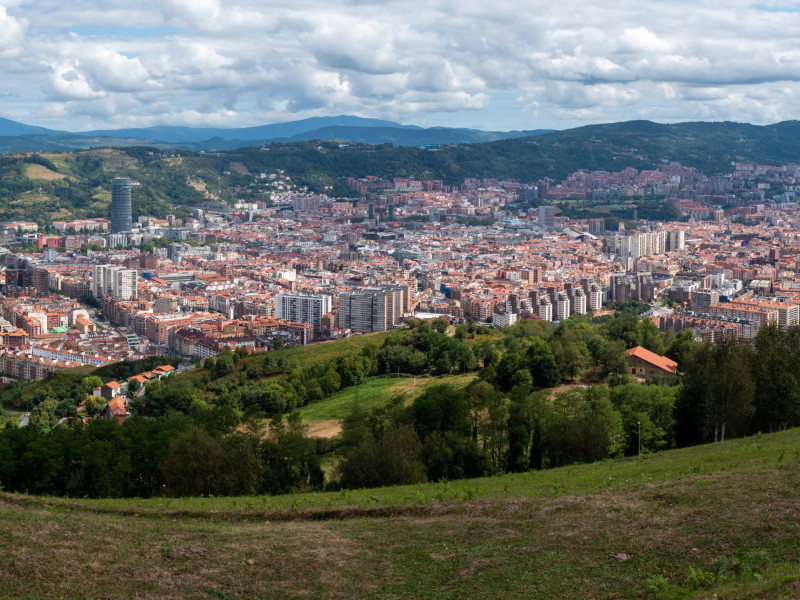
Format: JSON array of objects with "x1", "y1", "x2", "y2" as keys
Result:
[
  {"x1": 101, "y1": 397, "x2": 129, "y2": 424},
  {"x1": 626, "y1": 346, "x2": 678, "y2": 381},
  {"x1": 101, "y1": 381, "x2": 121, "y2": 400}
]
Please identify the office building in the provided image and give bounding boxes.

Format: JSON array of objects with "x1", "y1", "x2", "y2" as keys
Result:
[{"x1": 110, "y1": 178, "x2": 133, "y2": 234}]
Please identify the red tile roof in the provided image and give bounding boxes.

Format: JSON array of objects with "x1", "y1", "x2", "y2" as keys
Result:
[{"x1": 625, "y1": 346, "x2": 678, "y2": 374}]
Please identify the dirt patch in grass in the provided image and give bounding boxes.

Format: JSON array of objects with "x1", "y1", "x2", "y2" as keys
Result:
[
  {"x1": 306, "y1": 419, "x2": 342, "y2": 438},
  {"x1": 230, "y1": 161, "x2": 250, "y2": 175},
  {"x1": 189, "y1": 179, "x2": 208, "y2": 192}
]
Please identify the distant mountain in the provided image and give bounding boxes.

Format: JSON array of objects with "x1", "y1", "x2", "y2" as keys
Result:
[
  {"x1": 6, "y1": 117, "x2": 800, "y2": 180},
  {"x1": 180, "y1": 126, "x2": 553, "y2": 150},
  {"x1": 0, "y1": 134, "x2": 171, "y2": 154},
  {"x1": 277, "y1": 125, "x2": 550, "y2": 145},
  {"x1": 0, "y1": 114, "x2": 554, "y2": 151},
  {"x1": 77, "y1": 116, "x2": 421, "y2": 143},
  {"x1": 0, "y1": 117, "x2": 64, "y2": 137},
  {"x1": 7, "y1": 118, "x2": 800, "y2": 227}
]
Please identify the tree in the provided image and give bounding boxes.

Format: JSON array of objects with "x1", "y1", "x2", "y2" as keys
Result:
[
  {"x1": 338, "y1": 425, "x2": 426, "y2": 489},
  {"x1": 550, "y1": 330, "x2": 588, "y2": 381},
  {"x1": 273, "y1": 336, "x2": 285, "y2": 351},
  {"x1": 83, "y1": 395, "x2": 102, "y2": 416},
  {"x1": 541, "y1": 388, "x2": 623, "y2": 467},
  {"x1": 213, "y1": 349, "x2": 235, "y2": 377},
  {"x1": 162, "y1": 428, "x2": 227, "y2": 496},
  {"x1": 751, "y1": 324, "x2": 800, "y2": 432},
  {"x1": 677, "y1": 339, "x2": 754, "y2": 444},
  {"x1": 421, "y1": 431, "x2": 488, "y2": 481},
  {"x1": 431, "y1": 318, "x2": 448, "y2": 335},
  {"x1": 80, "y1": 375, "x2": 103, "y2": 396},
  {"x1": 598, "y1": 340, "x2": 628, "y2": 375},
  {"x1": 261, "y1": 430, "x2": 323, "y2": 494},
  {"x1": 674, "y1": 344, "x2": 712, "y2": 447},
  {"x1": 494, "y1": 352, "x2": 521, "y2": 391},
  {"x1": 319, "y1": 368, "x2": 341, "y2": 395},
  {"x1": 609, "y1": 383, "x2": 677, "y2": 454},
  {"x1": 665, "y1": 330, "x2": 699, "y2": 371},
  {"x1": 707, "y1": 338, "x2": 754, "y2": 442},
  {"x1": 639, "y1": 320, "x2": 666, "y2": 355},
  {"x1": 523, "y1": 338, "x2": 562, "y2": 388},
  {"x1": 412, "y1": 384, "x2": 471, "y2": 440}
]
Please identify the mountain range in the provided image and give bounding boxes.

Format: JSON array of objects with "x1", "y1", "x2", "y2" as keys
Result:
[
  {"x1": 0, "y1": 115, "x2": 552, "y2": 152},
  {"x1": 6, "y1": 117, "x2": 800, "y2": 227}
]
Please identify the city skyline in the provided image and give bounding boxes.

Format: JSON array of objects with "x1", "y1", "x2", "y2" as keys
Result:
[{"x1": 2, "y1": 2, "x2": 800, "y2": 131}]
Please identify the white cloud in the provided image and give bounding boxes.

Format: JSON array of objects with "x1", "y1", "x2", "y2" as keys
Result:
[
  {"x1": 3, "y1": 0, "x2": 800, "y2": 129},
  {"x1": 0, "y1": 5, "x2": 25, "y2": 58}
]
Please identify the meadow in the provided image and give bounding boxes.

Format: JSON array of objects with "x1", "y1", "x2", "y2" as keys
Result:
[{"x1": 2, "y1": 428, "x2": 798, "y2": 599}]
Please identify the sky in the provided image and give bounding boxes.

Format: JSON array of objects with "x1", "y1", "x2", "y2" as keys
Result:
[{"x1": 2, "y1": 0, "x2": 800, "y2": 131}]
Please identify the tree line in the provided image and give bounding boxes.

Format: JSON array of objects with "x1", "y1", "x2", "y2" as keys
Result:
[{"x1": 2, "y1": 317, "x2": 800, "y2": 498}]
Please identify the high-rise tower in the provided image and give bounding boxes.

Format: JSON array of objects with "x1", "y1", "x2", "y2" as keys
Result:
[{"x1": 110, "y1": 177, "x2": 132, "y2": 233}]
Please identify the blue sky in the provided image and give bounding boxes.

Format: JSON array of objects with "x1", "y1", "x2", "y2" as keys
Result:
[{"x1": 1, "y1": 0, "x2": 800, "y2": 131}]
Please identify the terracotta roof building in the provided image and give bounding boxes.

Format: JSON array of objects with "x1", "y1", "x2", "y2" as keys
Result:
[{"x1": 626, "y1": 346, "x2": 678, "y2": 381}]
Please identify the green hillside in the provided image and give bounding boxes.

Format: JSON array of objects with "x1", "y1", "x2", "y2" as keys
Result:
[
  {"x1": 2, "y1": 428, "x2": 799, "y2": 599},
  {"x1": 0, "y1": 148, "x2": 221, "y2": 226},
  {"x1": 3, "y1": 120, "x2": 800, "y2": 226},
  {"x1": 296, "y1": 372, "x2": 476, "y2": 421}
]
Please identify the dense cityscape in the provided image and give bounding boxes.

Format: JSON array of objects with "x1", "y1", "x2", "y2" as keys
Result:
[{"x1": 1, "y1": 157, "x2": 798, "y2": 389}]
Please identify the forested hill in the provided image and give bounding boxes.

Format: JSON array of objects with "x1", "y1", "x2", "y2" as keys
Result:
[
  {"x1": 210, "y1": 119, "x2": 800, "y2": 180},
  {"x1": 3, "y1": 120, "x2": 800, "y2": 226}
]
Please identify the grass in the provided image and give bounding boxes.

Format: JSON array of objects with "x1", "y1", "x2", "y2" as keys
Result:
[
  {"x1": 181, "y1": 332, "x2": 395, "y2": 389},
  {"x1": 298, "y1": 373, "x2": 476, "y2": 421},
  {"x1": 2, "y1": 429, "x2": 799, "y2": 599},
  {"x1": 23, "y1": 163, "x2": 66, "y2": 181},
  {"x1": 277, "y1": 332, "x2": 393, "y2": 366}
]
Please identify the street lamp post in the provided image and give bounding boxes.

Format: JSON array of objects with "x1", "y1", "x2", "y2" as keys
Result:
[{"x1": 637, "y1": 420, "x2": 641, "y2": 456}]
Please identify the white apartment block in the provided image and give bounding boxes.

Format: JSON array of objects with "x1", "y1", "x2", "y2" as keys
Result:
[
  {"x1": 555, "y1": 293, "x2": 571, "y2": 321},
  {"x1": 274, "y1": 293, "x2": 332, "y2": 335},
  {"x1": 612, "y1": 229, "x2": 684, "y2": 260},
  {"x1": 92, "y1": 264, "x2": 138, "y2": 300},
  {"x1": 492, "y1": 310, "x2": 517, "y2": 329},
  {"x1": 537, "y1": 297, "x2": 552, "y2": 322},
  {"x1": 570, "y1": 289, "x2": 587, "y2": 315},
  {"x1": 587, "y1": 285, "x2": 603, "y2": 311}
]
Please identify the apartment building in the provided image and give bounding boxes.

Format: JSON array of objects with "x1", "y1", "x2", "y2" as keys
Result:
[
  {"x1": 538, "y1": 206, "x2": 555, "y2": 229},
  {"x1": 93, "y1": 264, "x2": 138, "y2": 300},
  {"x1": 274, "y1": 292, "x2": 332, "y2": 336},
  {"x1": 338, "y1": 288, "x2": 402, "y2": 333}
]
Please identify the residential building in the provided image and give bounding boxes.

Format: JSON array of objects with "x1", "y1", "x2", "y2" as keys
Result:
[{"x1": 274, "y1": 292, "x2": 332, "y2": 336}]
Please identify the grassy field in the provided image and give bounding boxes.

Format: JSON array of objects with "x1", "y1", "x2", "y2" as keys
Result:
[
  {"x1": 277, "y1": 332, "x2": 393, "y2": 366},
  {"x1": 2, "y1": 429, "x2": 799, "y2": 599},
  {"x1": 23, "y1": 163, "x2": 67, "y2": 181},
  {"x1": 298, "y1": 373, "x2": 477, "y2": 421}
]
